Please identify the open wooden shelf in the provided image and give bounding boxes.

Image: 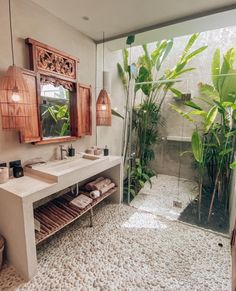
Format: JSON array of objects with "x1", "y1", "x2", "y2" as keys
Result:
[{"x1": 34, "y1": 187, "x2": 117, "y2": 245}]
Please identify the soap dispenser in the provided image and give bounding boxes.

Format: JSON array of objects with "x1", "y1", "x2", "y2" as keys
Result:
[
  {"x1": 10, "y1": 160, "x2": 24, "y2": 178},
  {"x1": 68, "y1": 144, "x2": 75, "y2": 157},
  {"x1": 104, "y1": 145, "x2": 109, "y2": 156}
]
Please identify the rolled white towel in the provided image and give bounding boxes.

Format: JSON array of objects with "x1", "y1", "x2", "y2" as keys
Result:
[{"x1": 90, "y1": 190, "x2": 100, "y2": 199}]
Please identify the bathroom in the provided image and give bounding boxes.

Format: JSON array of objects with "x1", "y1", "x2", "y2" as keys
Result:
[{"x1": 0, "y1": 0, "x2": 235, "y2": 290}]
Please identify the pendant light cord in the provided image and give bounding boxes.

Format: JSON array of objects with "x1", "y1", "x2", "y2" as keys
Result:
[
  {"x1": 8, "y1": 0, "x2": 15, "y2": 65},
  {"x1": 102, "y1": 32, "x2": 105, "y2": 90}
]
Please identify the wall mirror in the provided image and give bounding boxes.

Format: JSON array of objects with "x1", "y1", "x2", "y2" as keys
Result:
[
  {"x1": 40, "y1": 79, "x2": 73, "y2": 139},
  {"x1": 9, "y1": 38, "x2": 93, "y2": 144}
]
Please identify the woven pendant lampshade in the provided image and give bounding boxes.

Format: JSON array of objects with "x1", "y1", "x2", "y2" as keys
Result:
[
  {"x1": 96, "y1": 32, "x2": 112, "y2": 126},
  {"x1": 96, "y1": 89, "x2": 111, "y2": 126},
  {"x1": 0, "y1": 65, "x2": 30, "y2": 129},
  {"x1": 0, "y1": 0, "x2": 30, "y2": 130}
]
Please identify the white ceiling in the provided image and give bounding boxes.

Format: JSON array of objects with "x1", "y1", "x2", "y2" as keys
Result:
[{"x1": 31, "y1": 0, "x2": 236, "y2": 42}]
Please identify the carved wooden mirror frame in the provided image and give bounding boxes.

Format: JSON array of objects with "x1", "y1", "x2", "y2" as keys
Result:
[{"x1": 25, "y1": 38, "x2": 85, "y2": 144}]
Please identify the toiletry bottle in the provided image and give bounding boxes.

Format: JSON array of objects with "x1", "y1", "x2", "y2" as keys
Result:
[
  {"x1": 68, "y1": 144, "x2": 75, "y2": 157},
  {"x1": 10, "y1": 160, "x2": 24, "y2": 178},
  {"x1": 104, "y1": 145, "x2": 109, "y2": 156}
]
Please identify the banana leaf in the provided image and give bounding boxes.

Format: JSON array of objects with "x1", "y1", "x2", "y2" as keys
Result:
[
  {"x1": 212, "y1": 48, "x2": 220, "y2": 90},
  {"x1": 184, "y1": 46, "x2": 207, "y2": 63},
  {"x1": 180, "y1": 33, "x2": 199, "y2": 62},
  {"x1": 156, "y1": 39, "x2": 173, "y2": 71},
  {"x1": 170, "y1": 104, "x2": 194, "y2": 122},
  {"x1": 184, "y1": 101, "x2": 203, "y2": 110},
  {"x1": 192, "y1": 131, "x2": 203, "y2": 163},
  {"x1": 199, "y1": 83, "x2": 219, "y2": 100},
  {"x1": 221, "y1": 69, "x2": 236, "y2": 102},
  {"x1": 205, "y1": 106, "x2": 218, "y2": 133},
  {"x1": 142, "y1": 44, "x2": 152, "y2": 71},
  {"x1": 170, "y1": 87, "x2": 183, "y2": 98},
  {"x1": 123, "y1": 49, "x2": 129, "y2": 73},
  {"x1": 218, "y1": 48, "x2": 235, "y2": 95},
  {"x1": 151, "y1": 40, "x2": 167, "y2": 63}
]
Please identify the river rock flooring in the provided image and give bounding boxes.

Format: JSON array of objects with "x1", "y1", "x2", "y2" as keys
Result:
[
  {"x1": 131, "y1": 174, "x2": 198, "y2": 221},
  {"x1": 0, "y1": 203, "x2": 231, "y2": 291}
]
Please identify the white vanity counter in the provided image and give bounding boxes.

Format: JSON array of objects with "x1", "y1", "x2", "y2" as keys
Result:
[{"x1": 0, "y1": 155, "x2": 123, "y2": 280}]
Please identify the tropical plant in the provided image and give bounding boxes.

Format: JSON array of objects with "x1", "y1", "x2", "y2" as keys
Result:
[
  {"x1": 117, "y1": 33, "x2": 207, "y2": 198},
  {"x1": 171, "y1": 47, "x2": 236, "y2": 221},
  {"x1": 42, "y1": 103, "x2": 70, "y2": 137}
]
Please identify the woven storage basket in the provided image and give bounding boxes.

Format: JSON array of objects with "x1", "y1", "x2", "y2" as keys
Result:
[{"x1": 0, "y1": 235, "x2": 4, "y2": 270}]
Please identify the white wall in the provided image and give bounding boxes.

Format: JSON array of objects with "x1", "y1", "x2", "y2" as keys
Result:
[
  {"x1": 96, "y1": 45, "x2": 125, "y2": 156},
  {"x1": 0, "y1": 0, "x2": 96, "y2": 164}
]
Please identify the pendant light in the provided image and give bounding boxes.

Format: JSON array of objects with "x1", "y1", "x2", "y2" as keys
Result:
[
  {"x1": 96, "y1": 32, "x2": 111, "y2": 126},
  {"x1": 0, "y1": 0, "x2": 30, "y2": 130}
]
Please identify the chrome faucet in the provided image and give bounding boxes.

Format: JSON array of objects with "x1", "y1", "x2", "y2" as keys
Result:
[{"x1": 59, "y1": 145, "x2": 67, "y2": 160}]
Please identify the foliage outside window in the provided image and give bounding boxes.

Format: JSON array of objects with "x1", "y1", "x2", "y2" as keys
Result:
[{"x1": 41, "y1": 84, "x2": 71, "y2": 138}]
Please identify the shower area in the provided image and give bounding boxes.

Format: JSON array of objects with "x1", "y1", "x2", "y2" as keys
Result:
[
  {"x1": 128, "y1": 73, "x2": 235, "y2": 235},
  {"x1": 97, "y1": 27, "x2": 236, "y2": 236}
]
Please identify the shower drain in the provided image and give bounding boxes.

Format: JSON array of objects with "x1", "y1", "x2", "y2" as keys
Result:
[{"x1": 173, "y1": 200, "x2": 182, "y2": 208}]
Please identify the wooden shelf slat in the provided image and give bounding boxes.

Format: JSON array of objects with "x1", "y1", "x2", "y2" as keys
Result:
[{"x1": 35, "y1": 187, "x2": 117, "y2": 245}]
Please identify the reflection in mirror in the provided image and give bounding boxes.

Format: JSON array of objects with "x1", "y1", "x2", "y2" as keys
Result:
[{"x1": 40, "y1": 83, "x2": 71, "y2": 139}]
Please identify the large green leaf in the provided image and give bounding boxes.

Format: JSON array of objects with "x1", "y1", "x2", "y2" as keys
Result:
[
  {"x1": 180, "y1": 33, "x2": 199, "y2": 62},
  {"x1": 48, "y1": 106, "x2": 57, "y2": 123},
  {"x1": 199, "y1": 83, "x2": 219, "y2": 100},
  {"x1": 221, "y1": 69, "x2": 236, "y2": 102},
  {"x1": 191, "y1": 131, "x2": 203, "y2": 163},
  {"x1": 171, "y1": 67, "x2": 195, "y2": 79},
  {"x1": 156, "y1": 39, "x2": 173, "y2": 71},
  {"x1": 205, "y1": 105, "x2": 218, "y2": 133},
  {"x1": 184, "y1": 46, "x2": 207, "y2": 63},
  {"x1": 170, "y1": 87, "x2": 183, "y2": 98},
  {"x1": 212, "y1": 48, "x2": 220, "y2": 90},
  {"x1": 184, "y1": 101, "x2": 203, "y2": 110},
  {"x1": 142, "y1": 44, "x2": 152, "y2": 71},
  {"x1": 218, "y1": 48, "x2": 235, "y2": 95},
  {"x1": 151, "y1": 40, "x2": 167, "y2": 63},
  {"x1": 136, "y1": 66, "x2": 152, "y2": 96},
  {"x1": 219, "y1": 148, "x2": 234, "y2": 156},
  {"x1": 123, "y1": 49, "x2": 129, "y2": 72},
  {"x1": 170, "y1": 104, "x2": 194, "y2": 122},
  {"x1": 189, "y1": 110, "x2": 207, "y2": 117}
]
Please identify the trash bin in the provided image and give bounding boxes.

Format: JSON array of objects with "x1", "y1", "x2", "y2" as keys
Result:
[{"x1": 0, "y1": 235, "x2": 4, "y2": 270}]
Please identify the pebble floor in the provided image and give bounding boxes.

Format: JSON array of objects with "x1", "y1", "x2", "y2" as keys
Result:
[
  {"x1": 0, "y1": 203, "x2": 231, "y2": 291},
  {"x1": 131, "y1": 175, "x2": 198, "y2": 221}
]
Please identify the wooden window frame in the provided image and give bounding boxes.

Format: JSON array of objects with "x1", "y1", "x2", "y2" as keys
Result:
[{"x1": 23, "y1": 38, "x2": 92, "y2": 145}]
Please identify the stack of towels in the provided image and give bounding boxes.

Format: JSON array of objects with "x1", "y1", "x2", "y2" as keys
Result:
[
  {"x1": 85, "y1": 177, "x2": 115, "y2": 199},
  {"x1": 69, "y1": 177, "x2": 115, "y2": 210}
]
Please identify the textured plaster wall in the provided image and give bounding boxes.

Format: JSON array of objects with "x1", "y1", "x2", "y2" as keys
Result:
[
  {"x1": 0, "y1": 0, "x2": 96, "y2": 164},
  {"x1": 98, "y1": 26, "x2": 236, "y2": 180}
]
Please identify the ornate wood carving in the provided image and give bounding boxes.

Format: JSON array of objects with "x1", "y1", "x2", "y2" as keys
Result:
[
  {"x1": 40, "y1": 76, "x2": 74, "y2": 91},
  {"x1": 26, "y1": 38, "x2": 79, "y2": 81},
  {"x1": 36, "y1": 47, "x2": 76, "y2": 79}
]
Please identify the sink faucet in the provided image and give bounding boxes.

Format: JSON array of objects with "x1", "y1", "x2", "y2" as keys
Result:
[{"x1": 59, "y1": 145, "x2": 67, "y2": 160}]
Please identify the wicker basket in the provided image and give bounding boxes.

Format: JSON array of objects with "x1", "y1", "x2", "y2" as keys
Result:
[{"x1": 0, "y1": 235, "x2": 4, "y2": 270}]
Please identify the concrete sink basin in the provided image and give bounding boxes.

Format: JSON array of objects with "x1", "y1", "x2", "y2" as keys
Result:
[{"x1": 26, "y1": 153, "x2": 108, "y2": 182}]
